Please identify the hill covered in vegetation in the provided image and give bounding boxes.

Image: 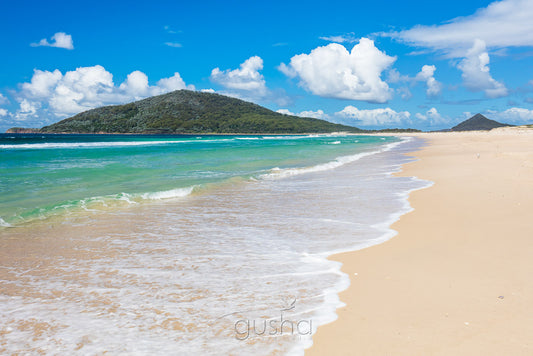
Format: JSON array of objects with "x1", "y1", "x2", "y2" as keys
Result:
[
  {"x1": 451, "y1": 113, "x2": 512, "y2": 131},
  {"x1": 35, "y1": 90, "x2": 362, "y2": 134}
]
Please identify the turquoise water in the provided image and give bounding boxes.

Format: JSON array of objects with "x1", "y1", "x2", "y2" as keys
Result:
[{"x1": 0, "y1": 133, "x2": 394, "y2": 226}]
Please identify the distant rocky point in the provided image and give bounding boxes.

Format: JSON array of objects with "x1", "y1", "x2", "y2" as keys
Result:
[
  {"x1": 451, "y1": 113, "x2": 513, "y2": 131},
  {"x1": 5, "y1": 127, "x2": 40, "y2": 134}
]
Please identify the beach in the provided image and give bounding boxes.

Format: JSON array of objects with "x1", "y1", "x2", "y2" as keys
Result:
[
  {"x1": 307, "y1": 129, "x2": 533, "y2": 355},
  {"x1": 2, "y1": 130, "x2": 532, "y2": 355}
]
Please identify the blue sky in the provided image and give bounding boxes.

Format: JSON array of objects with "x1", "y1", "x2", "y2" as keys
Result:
[{"x1": 1, "y1": 0, "x2": 533, "y2": 131}]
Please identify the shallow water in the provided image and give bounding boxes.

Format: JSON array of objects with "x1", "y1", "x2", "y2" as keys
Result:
[{"x1": 0, "y1": 134, "x2": 429, "y2": 355}]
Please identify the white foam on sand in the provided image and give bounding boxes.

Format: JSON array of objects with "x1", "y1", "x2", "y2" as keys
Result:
[
  {"x1": 139, "y1": 186, "x2": 196, "y2": 200},
  {"x1": 260, "y1": 137, "x2": 410, "y2": 180},
  {"x1": 0, "y1": 217, "x2": 12, "y2": 227}
]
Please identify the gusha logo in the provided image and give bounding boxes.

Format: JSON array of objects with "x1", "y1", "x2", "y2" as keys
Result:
[{"x1": 232, "y1": 297, "x2": 313, "y2": 341}]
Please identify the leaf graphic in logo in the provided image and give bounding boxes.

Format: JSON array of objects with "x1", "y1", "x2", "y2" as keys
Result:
[{"x1": 281, "y1": 296, "x2": 296, "y2": 312}]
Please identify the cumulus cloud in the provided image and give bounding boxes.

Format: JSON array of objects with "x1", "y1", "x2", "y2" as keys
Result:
[
  {"x1": 279, "y1": 38, "x2": 396, "y2": 103},
  {"x1": 211, "y1": 56, "x2": 268, "y2": 95},
  {"x1": 14, "y1": 99, "x2": 40, "y2": 121},
  {"x1": 16, "y1": 65, "x2": 194, "y2": 119},
  {"x1": 119, "y1": 70, "x2": 151, "y2": 98},
  {"x1": 210, "y1": 56, "x2": 290, "y2": 105},
  {"x1": 22, "y1": 66, "x2": 115, "y2": 116},
  {"x1": 485, "y1": 107, "x2": 533, "y2": 123},
  {"x1": 156, "y1": 73, "x2": 189, "y2": 92},
  {"x1": 415, "y1": 107, "x2": 447, "y2": 125},
  {"x1": 335, "y1": 106, "x2": 410, "y2": 126},
  {"x1": 31, "y1": 32, "x2": 74, "y2": 50},
  {"x1": 276, "y1": 109, "x2": 293, "y2": 115},
  {"x1": 415, "y1": 65, "x2": 442, "y2": 97},
  {"x1": 0, "y1": 108, "x2": 8, "y2": 117},
  {"x1": 457, "y1": 40, "x2": 508, "y2": 98},
  {"x1": 277, "y1": 108, "x2": 330, "y2": 120},
  {"x1": 385, "y1": 0, "x2": 533, "y2": 57}
]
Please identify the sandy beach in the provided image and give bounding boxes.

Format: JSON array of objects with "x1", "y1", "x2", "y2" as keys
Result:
[{"x1": 307, "y1": 128, "x2": 533, "y2": 355}]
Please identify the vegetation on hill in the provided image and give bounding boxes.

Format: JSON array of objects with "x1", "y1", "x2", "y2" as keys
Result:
[
  {"x1": 37, "y1": 90, "x2": 363, "y2": 134},
  {"x1": 451, "y1": 113, "x2": 512, "y2": 131}
]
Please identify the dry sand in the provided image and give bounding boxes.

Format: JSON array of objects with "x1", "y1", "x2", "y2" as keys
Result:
[{"x1": 307, "y1": 128, "x2": 533, "y2": 355}]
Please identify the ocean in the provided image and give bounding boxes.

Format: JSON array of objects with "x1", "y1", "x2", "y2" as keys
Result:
[{"x1": 0, "y1": 133, "x2": 428, "y2": 354}]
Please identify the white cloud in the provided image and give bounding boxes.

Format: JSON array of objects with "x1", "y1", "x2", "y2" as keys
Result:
[
  {"x1": 211, "y1": 56, "x2": 268, "y2": 95},
  {"x1": 397, "y1": 87, "x2": 413, "y2": 100},
  {"x1": 415, "y1": 65, "x2": 442, "y2": 97},
  {"x1": 299, "y1": 109, "x2": 329, "y2": 120},
  {"x1": 276, "y1": 109, "x2": 294, "y2": 115},
  {"x1": 44, "y1": 66, "x2": 115, "y2": 115},
  {"x1": 119, "y1": 70, "x2": 150, "y2": 98},
  {"x1": 119, "y1": 71, "x2": 190, "y2": 99},
  {"x1": 485, "y1": 107, "x2": 533, "y2": 123},
  {"x1": 19, "y1": 99, "x2": 38, "y2": 115},
  {"x1": 319, "y1": 33, "x2": 358, "y2": 43},
  {"x1": 156, "y1": 73, "x2": 190, "y2": 92},
  {"x1": 387, "y1": 68, "x2": 408, "y2": 84},
  {"x1": 17, "y1": 65, "x2": 194, "y2": 118},
  {"x1": 386, "y1": 0, "x2": 533, "y2": 57},
  {"x1": 388, "y1": 65, "x2": 441, "y2": 98},
  {"x1": 164, "y1": 25, "x2": 178, "y2": 34},
  {"x1": 457, "y1": 40, "x2": 508, "y2": 98},
  {"x1": 0, "y1": 108, "x2": 7, "y2": 117},
  {"x1": 0, "y1": 94, "x2": 8, "y2": 105},
  {"x1": 21, "y1": 69, "x2": 63, "y2": 98},
  {"x1": 279, "y1": 38, "x2": 396, "y2": 103},
  {"x1": 14, "y1": 99, "x2": 40, "y2": 121},
  {"x1": 415, "y1": 107, "x2": 447, "y2": 125},
  {"x1": 164, "y1": 42, "x2": 182, "y2": 48},
  {"x1": 31, "y1": 32, "x2": 74, "y2": 50},
  {"x1": 210, "y1": 56, "x2": 290, "y2": 105},
  {"x1": 200, "y1": 88, "x2": 216, "y2": 93},
  {"x1": 277, "y1": 108, "x2": 330, "y2": 120},
  {"x1": 335, "y1": 106, "x2": 410, "y2": 126}
]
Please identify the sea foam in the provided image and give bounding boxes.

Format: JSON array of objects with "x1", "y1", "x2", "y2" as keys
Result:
[{"x1": 260, "y1": 137, "x2": 409, "y2": 179}]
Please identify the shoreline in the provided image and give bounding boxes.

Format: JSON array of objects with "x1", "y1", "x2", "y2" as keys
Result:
[{"x1": 307, "y1": 129, "x2": 533, "y2": 355}]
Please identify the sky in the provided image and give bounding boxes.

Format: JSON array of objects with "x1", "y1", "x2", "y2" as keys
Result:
[{"x1": 1, "y1": 0, "x2": 533, "y2": 131}]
